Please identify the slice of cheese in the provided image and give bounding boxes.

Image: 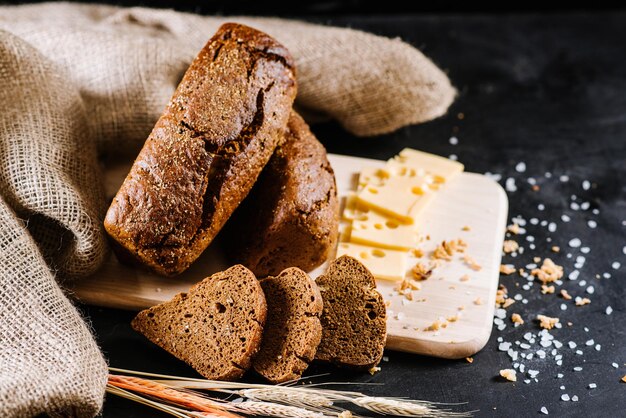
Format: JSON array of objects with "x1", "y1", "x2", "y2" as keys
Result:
[
  {"x1": 336, "y1": 242, "x2": 408, "y2": 281},
  {"x1": 356, "y1": 167, "x2": 388, "y2": 190},
  {"x1": 356, "y1": 175, "x2": 433, "y2": 224},
  {"x1": 388, "y1": 148, "x2": 464, "y2": 184},
  {"x1": 343, "y1": 195, "x2": 417, "y2": 250}
]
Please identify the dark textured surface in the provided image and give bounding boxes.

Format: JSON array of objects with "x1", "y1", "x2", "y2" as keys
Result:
[{"x1": 83, "y1": 11, "x2": 626, "y2": 417}]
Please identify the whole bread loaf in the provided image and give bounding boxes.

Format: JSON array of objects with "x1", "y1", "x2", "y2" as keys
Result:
[
  {"x1": 253, "y1": 267, "x2": 323, "y2": 383},
  {"x1": 104, "y1": 23, "x2": 297, "y2": 276},
  {"x1": 315, "y1": 255, "x2": 387, "y2": 369},
  {"x1": 131, "y1": 265, "x2": 267, "y2": 381},
  {"x1": 223, "y1": 112, "x2": 338, "y2": 277}
]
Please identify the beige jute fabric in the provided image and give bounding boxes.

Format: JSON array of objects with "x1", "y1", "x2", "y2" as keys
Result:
[{"x1": 0, "y1": 2, "x2": 454, "y2": 417}]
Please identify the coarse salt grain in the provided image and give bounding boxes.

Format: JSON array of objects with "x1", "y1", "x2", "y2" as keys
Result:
[
  {"x1": 573, "y1": 367, "x2": 583, "y2": 372},
  {"x1": 612, "y1": 261, "x2": 621, "y2": 270},
  {"x1": 582, "y1": 180, "x2": 591, "y2": 190},
  {"x1": 561, "y1": 214, "x2": 571, "y2": 222},
  {"x1": 449, "y1": 154, "x2": 458, "y2": 161},
  {"x1": 612, "y1": 362, "x2": 619, "y2": 368},
  {"x1": 568, "y1": 238, "x2": 582, "y2": 248},
  {"x1": 449, "y1": 136, "x2": 459, "y2": 145},
  {"x1": 515, "y1": 162, "x2": 527, "y2": 173},
  {"x1": 606, "y1": 306, "x2": 613, "y2": 315},
  {"x1": 505, "y1": 178, "x2": 517, "y2": 192},
  {"x1": 572, "y1": 396, "x2": 579, "y2": 402},
  {"x1": 541, "y1": 406, "x2": 549, "y2": 414},
  {"x1": 588, "y1": 383, "x2": 597, "y2": 389},
  {"x1": 561, "y1": 394, "x2": 570, "y2": 402},
  {"x1": 587, "y1": 220, "x2": 597, "y2": 228},
  {"x1": 560, "y1": 175, "x2": 569, "y2": 182}
]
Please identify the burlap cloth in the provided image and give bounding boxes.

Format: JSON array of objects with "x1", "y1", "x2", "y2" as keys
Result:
[{"x1": 0, "y1": 2, "x2": 454, "y2": 416}]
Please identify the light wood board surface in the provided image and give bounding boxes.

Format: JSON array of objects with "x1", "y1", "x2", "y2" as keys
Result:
[{"x1": 70, "y1": 153, "x2": 508, "y2": 359}]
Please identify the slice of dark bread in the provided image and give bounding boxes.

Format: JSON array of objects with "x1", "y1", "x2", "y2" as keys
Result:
[
  {"x1": 131, "y1": 265, "x2": 266, "y2": 381},
  {"x1": 315, "y1": 255, "x2": 387, "y2": 369},
  {"x1": 253, "y1": 267, "x2": 323, "y2": 383}
]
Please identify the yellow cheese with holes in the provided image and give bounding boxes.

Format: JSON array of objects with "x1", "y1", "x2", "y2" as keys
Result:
[
  {"x1": 356, "y1": 175, "x2": 434, "y2": 224},
  {"x1": 388, "y1": 148, "x2": 464, "y2": 184},
  {"x1": 343, "y1": 195, "x2": 417, "y2": 250},
  {"x1": 336, "y1": 242, "x2": 408, "y2": 281}
]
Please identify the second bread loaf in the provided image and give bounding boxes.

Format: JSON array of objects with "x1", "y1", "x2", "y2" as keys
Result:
[{"x1": 104, "y1": 23, "x2": 297, "y2": 276}]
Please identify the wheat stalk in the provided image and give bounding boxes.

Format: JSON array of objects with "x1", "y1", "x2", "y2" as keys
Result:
[{"x1": 108, "y1": 368, "x2": 471, "y2": 417}]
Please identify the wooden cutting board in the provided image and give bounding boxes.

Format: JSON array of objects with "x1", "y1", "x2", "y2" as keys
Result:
[{"x1": 71, "y1": 153, "x2": 508, "y2": 359}]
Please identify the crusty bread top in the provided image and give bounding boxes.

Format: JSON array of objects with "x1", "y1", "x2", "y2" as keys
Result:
[
  {"x1": 131, "y1": 264, "x2": 267, "y2": 381},
  {"x1": 104, "y1": 23, "x2": 297, "y2": 276},
  {"x1": 253, "y1": 267, "x2": 323, "y2": 383},
  {"x1": 315, "y1": 255, "x2": 387, "y2": 368}
]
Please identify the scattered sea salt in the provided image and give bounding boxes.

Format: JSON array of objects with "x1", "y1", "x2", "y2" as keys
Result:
[
  {"x1": 586, "y1": 286, "x2": 595, "y2": 294},
  {"x1": 606, "y1": 306, "x2": 613, "y2": 315},
  {"x1": 541, "y1": 406, "x2": 549, "y2": 414},
  {"x1": 569, "y1": 270, "x2": 580, "y2": 280},
  {"x1": 561, "y1": 214, "x2": 571, "y2": 222},
  {"x1": 588, "y1": 383, "x2": 597, "y2": 389},
  {"x1": 612, "y1": 362, "x2": 619, "y2": 368},
  {"x1": 569, "y1": 238, "x2": 582, "y2": 248},
  {"x1": 572, "y1": 396, "x2": 579, "y2": 402},
  {"x1": 603, "y1": 272, "x2": 611, "y2": 279},
  {"x1": 505, "y1": 177, "x2": 517, "y2": 192},
  {"x1": 587, "y1": 220, "x2": 597, "y2": 229},
  {"x1": 595, "y1": 344, "x2": 601, "y2": 351},
  {"x1": 581, "y1": 202, "x2": 590, "y2": 210},
  {"x1": 573, "y1": 367, "x2": 583, "y2": 372},
  {"x1": 569, "y1": 341, "x2": 577, "y2": 349},
  {"x1": 448, "y1": 154, "x2": 458, "y2": 161},
  {"x1": 548, "y1": 222, "x2": 557, "y2": 232},
  {"x1": 538, "y1": 204, "x2": 545, "y2": 211},
  {"x1": 499, "y1": 342, "x2": 512, "y2": 351},
  {"x1": 561, "y1": 304, "x2": 567, "y2": 311},
  {"x1": 560, "y1": 175, "x2": 569, "y2": 182},
  {"x1": 612, "y1": 261, "x2": 621, "y2": 270},
  {"x1": 561, "y1": 394, "x2": 570, "y2": 402},
  {"x1": 449, "y1": 136, "x2": 459, "y2": 145},
  {"x1": 585, "y1": 339, "x2": 595, "y2": 346},
  {"x1": 515, "y1": 162, "x2": 527, "y2": 173},
  {"x1": 557, "y1": 373, "x2": 564, "y2": 379},
  {"x1": 582, "y1": 180, "x2": 591, "y2": 190}
]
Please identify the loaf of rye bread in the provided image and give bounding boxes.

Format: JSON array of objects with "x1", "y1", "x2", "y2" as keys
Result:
[
  {"x1": 131, "y1": 265, "x2": 267, "y2": 381},
  {"x1": 315, "y1": 255, "x2": 387, "y2": 369},
  {"x1": 104, "y1": 23, "x2": 297, "y2": 276},
  {"x1": 253, "y1": 267, "x2": 323, "y2": 383},
  {"x1": 223, "y1": 112, "x2": 339, "y2": 277}
]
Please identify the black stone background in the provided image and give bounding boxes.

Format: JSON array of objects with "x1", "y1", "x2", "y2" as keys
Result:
[{"x1": 9, "y1": 2, "x2": 625, "y2": 417}]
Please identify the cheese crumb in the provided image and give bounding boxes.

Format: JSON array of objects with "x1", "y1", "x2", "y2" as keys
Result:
[
  {"x1": 500, "y1": 264, "x2": 516, "y2": 275},
  {"x1": 463, "y1": 254, "x2": 482, "y2": 271},
  {"x1": 411, "y1": 262, "x2": 434, "y2": 280},
  {"x1": 503, "y1": 240, "x2": 519, "y2": 253},
  {"x1": 537, "y1": 314, "x2": 559, "y2": 330},
  {"x1": 411, "y1": 248, "x2": 424, "y2": 258},
  {"x1": 462, "y1": 225, "x2": 471, "y2": 231},
  {"x1": 531, "y1": 258, "x2": 564, "y2": 283},
  {"x1": 500, "y1": 369, "x2": 517, "y2": 382},
  {"x1": 622, "y1": 375, "x2": 626, "y2": 383},
  {"x1": 432, "y1": 239, "x2": 467, "y2": 261},
  {"x1": 560, "y1": 289, "x2": 572, "y2": 300},
  {"x1": 460, "y1": 274, "x2": 470, "y2": 282},
  {"x1": 466, "y1": 357, "x2": 474, "y2": 363},
  {"x1": 511, "y1": 313, "x2": 524, "y2": 325},
  {"x1": 426, "y1": 319, "x2": 444, "y2": 331},
  {"x1": 474, "y1": 297, "x2": 483, "y2": 306},
  {"x1": 551, "y1": 246, "x2": 560, "y2": 253}
]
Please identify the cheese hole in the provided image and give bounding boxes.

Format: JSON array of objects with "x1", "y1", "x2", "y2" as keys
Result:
[
  {"x1": 374, "y1": 223, "x2": 383, "y2": 230},
  {"x1": 411, "y1": 186, "x2": 424, "y2": 195},
  {"x1": 371, "y1": 249, "x2": 386, "y2": 258},
  {"x1": 386, "y1": 220, "x2": 399, "y2": 229},
  {"x1": 360, "y1": 252, "x2": 369, "y2": 259},
  {"x1": 368, "y1": 187, "x2": 378, "y2": 194},
  {"x1": 356, "y1": 215, "x2": 368, "y2": 221},
  {"x1": 359, "y1": 224, "x2": 367, "y2": 229}
]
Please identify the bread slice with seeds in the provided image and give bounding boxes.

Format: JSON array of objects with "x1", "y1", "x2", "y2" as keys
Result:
[
  {"x1": 253, "y1": 267, "x2": 323, "y2": 383},
  {"x1": 315, "y1": 255, "x2": 387, "y2": 368},
  {"x1": 131, "y1": 264, "x2": 266, "y2": 380}
]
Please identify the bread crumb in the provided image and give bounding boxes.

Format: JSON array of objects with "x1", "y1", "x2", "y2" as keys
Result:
[
  {"x1": 537, "y1": 314, "x2": 559, "y2": 330},
  {"x1": 532, "y1": 184, "x2": 540, "y2": 191},
  {"x1": 541, "y1": 285, "x2": 555, "y2": 294},
  {"x1": 338, "y1": 412, "x2": 353, "y2": 418},
  {"x1": 502, "y1": 298, "x2": 515, "y2": 309},
  {"x1": 397, "y1": 277, "x2": 422, "y2": 292},
  {"x1": 368, "y1": 366, "x2": 381, "y2": 375},
  {"x1": 575, "y1": 297, "x2": 591, "y2": 306},
  {"x1": 531, "y1": 258, "x2": 564, "y2": 283},
  {"x1": 511, "y1": 313, "x2": 524, "y2": 324},
  {"x1": 411, "y1": 262, "x2": 434, "y2": 280},
  {"x1": 500, "y1": 264, "x2": 516, "y2": 275},
  {"x1": 466, "y1": 357, "x2": 474, "y2": 363},
  {"x1": 447, "y1": 314, "x2": 460, "y2": 322},
  {"x1": 560, "y1": 289, "x2": 572, "y2": 300},
  {"x1": 458, "y1": 305, "x2": 465, "y2": 311},
  {"x1": 500, "y1": 369, "x2": 517, "y2": 382},
  {"x1": 474, "y1": 297, "x2": 483, "y2": 305},
  {"x1": 464, "y1": 254, "x2": 482, "y2": 271},
  {"x1": 460, "y1": 274, "x2": 470, "y2": 282},
  {"x1": 503, "y1": 240, "x2": 519, "y2": 253},
  {"x1": 426, "y1": 319, "x2": 444, "y2": 331},
  {"x1": 462, "y1": 225, "x2": 471, "y2": 231},
  {"x1": 432, "y1": 239, "x2": 467, "y2": 261},
  {"x1": 622, "y1": 375, "x2": 626, "y2": 383},
  {"x1": 507, "y1": 223, "x2": 520, "y2": 234},
  {"x1": 551, "y1": 246, "x2": 560, "y2": 253}
]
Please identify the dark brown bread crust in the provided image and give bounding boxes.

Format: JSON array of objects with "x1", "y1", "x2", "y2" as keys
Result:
[
  {"x1": 104, "y1": 23, "x2": 297, "y2": 275},
  {"x1": 315, "y1": 255, "x2": 387, "y2": 369},
  {"x1": 253, "y1": 267, "x2": 323, "y2": 383},
  {"x1": 223, "y1": 112, "x2": 339, "y2": 277},
  {"x1": 131, "y1": 265, "x2": 267, "y2": 381}
]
